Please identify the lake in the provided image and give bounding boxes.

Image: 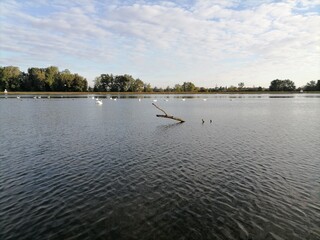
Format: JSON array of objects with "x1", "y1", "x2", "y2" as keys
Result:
[{"x1": 0, "y1": 94, "x2": 319, "y2": 240}]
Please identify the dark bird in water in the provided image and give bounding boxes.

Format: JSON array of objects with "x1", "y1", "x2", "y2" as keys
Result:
[
  {"x1": 202, "y1": 119, "x2": 205, "y2": 124},
  {"x1": 210, "y1": 120, "x2": 212, "y2": 123}
]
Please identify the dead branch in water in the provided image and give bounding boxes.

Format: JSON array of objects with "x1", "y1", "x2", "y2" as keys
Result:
[{"x1": 152, "y1": 103, "x2": 185, "y2": 123}]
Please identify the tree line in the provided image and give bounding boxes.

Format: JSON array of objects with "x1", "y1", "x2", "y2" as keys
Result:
[
  {"x1": 1, "y1": 66, "x2": 319, "y2": 92},
  {"x1": 0, "y1": 66, "x2": 88, "y2": 92},
  {"x1": 93, "y1": 74, "x2": 200, "y2": 93},
  {"x1": 93, "y1": 75, "x2": 320, "y2": 93},
  {"x1": 269, "y1": 79, "x2": 320, "y2": 91}
]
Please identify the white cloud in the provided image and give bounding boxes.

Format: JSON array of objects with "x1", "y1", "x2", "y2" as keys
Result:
[{"x1": 0, "y1": 0, "x2": 319, "y2": 87}]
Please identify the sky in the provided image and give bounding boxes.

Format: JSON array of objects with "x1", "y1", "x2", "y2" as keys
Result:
[{"x1": 0, "y1": 0, "x2": 319, "y2": 88}]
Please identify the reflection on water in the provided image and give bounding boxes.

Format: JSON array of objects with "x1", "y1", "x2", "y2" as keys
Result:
[{"x1": 0, "y1": 94, "x2": 319, "y2": 240}]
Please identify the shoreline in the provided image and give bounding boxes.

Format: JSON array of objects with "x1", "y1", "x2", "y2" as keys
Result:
[{"x1": 1, "y1": 91, "x2": 320, "y2": 95}]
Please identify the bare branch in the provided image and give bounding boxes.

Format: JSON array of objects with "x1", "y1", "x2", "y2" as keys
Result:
[
  {"x1": 152, "y1": 103, "x2": 168, "y2": 115},
  {"x1": 152, "y1": 103, "x2": 185, "y2": 123}
]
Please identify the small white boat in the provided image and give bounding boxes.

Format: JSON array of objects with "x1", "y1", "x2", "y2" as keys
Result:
[
  {"x1": 203, "y1": 99, "x2": 207, "y2": 101},
  {"x1": 153, "y1": 99, "x2": 157, "y2": 102},
  {"x1": 4, "y1": 89, "x2": 8, "y2": 94},
  {"x1": 17, "y1": 96, "x2": 20, "y2": 99},
  {"x1": 182, "y1": 98, "x2": 186, "y2": 101}
]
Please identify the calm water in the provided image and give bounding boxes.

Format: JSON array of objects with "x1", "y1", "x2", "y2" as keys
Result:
[{"x1": 0, "y1": 94, "x2": 319, "y2": 240}]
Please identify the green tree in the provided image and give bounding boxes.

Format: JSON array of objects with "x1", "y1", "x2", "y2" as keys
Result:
[
  {"x1": 144, "y1": 83, "x2": 152, "y2": 92},
  {"x1": 182, "y1": 82, "x2": 196, "y2": 92},
  {"x1": 112, "y1": 74, "x2": 134, "y2": 92},
  {"x1": 269, "y1": 79, "x2": 295, "y2": 91},
  {"x1": 174, "y1": 84, "x2": 182, "y2": 92},
  {"x1": 228, "y1": 85, "x2": 237, "y2": 91},
  {"x1": 71, "y1": 74, "x2": 87, "y2": 91},
  {"x1": 304, "y1": 80, "x2": 317, "y2": 91},
  {"x1": 28, "y1": 68, "x2": 47, "y2": 91},
  {"x1": 45, "y1": 66, "x2": 59, "y2": 91},
  {"x1": 132, "y1": 78, "x2": 144, "y2": 92},
  {"x1": 317, "y1": 80, "x2": 320, "y2": 91},
  {"x1": 95, "y1": 74, "x2": 114, "y2": 91},
  {"x1": 54, "y1": 69, "x2": 74, "y2": 91},
  {"x1": 0, "y1": 66, "x2": 22, "y2": 91},
  {"x1": 238, "y1": 82, "x2": 244, "y2": 90}
]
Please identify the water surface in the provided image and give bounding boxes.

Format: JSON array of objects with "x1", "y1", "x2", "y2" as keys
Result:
[{"x1": 0, "y1": 94, "x2": 319, "y2": 239}]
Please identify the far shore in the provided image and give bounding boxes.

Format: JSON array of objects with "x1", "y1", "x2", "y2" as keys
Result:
[{"x1": 1, "y1": 91, "x2": 320, "y2": 95}]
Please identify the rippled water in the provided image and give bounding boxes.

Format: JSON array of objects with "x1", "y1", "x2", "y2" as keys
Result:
[{"x1": 1, "y1": 94, "x2": 319, "y2": 240}]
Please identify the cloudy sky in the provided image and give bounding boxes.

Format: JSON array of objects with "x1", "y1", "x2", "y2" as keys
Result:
[{"x1": 1, "y1": 0, "x2": 319, "y2": 88}]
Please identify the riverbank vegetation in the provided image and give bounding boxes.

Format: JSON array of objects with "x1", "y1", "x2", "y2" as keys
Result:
[
  {"x1": 1, "y1": 66, "x2": 319, "y2": 93},
  {"x1": 0, "y1": 66, "x2": 87, "y2": 92}
]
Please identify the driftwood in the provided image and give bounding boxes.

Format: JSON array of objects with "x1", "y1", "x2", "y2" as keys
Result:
[{"x1": 152, "y1": 103, "x2": 185, "y2": 123}]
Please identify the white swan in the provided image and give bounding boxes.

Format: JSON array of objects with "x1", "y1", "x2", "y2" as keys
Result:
[{"x1": 96, "y1": 99, "x2": 103, "y2": 105}]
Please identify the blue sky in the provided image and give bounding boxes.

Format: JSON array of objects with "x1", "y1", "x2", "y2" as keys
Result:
[{"x1": 1, "y1": 0, "x2": 319, "y2": 88}]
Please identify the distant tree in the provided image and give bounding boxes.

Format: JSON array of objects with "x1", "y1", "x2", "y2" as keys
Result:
[
  {"x1": 238, "y1": 82, "x2": 244, "y2": 90},
  {"x1": 94, "y1": 74, "x2": 144, "y2": 92},
  {"x1": 144, "y1": 83, "x2": 153, "y2": 92},
  {"x1": 132, "y1": 79, "x2": 144, "y2": 92},
  {"x1": 0, "y1": 66, "x2": 22, "y2": 91},
  {"x1": 45, "y1": 66, "x2": 59, "y2": 91},
  {"x1": 228, "y1": 85, "x2": 237, "y2": 91},
  {"x1": 174, "y1": 84, "x2": 182, "y2": 92},
  {"x1": 94, "y1": 74, "x2": 114, "y2": 91},
  {"x1": 317, "y1": 80, "x2": 320, "y2": 91},
  {"x1": 28, "y1": 68, "x2": 47, "y2": 91},
  {"x1": 304, "y1": 80, "x2": 317, "y2": 91},
  {"x1": 269, "y1": 79, "x2": 295, "y2": 91},
  {"x1": 54, "y1": 69, "x2": 74, "y2": 91},
  {"x1": 71, "y1": 74, "x2": 87, "y2": 91},
  {"x1": 111, "y1": 75, "x2": 132, "y2": 92},
  {"x1": 269, "y1": 79, "x2": 281, "y2": 91},
  {"x1": 199, "y1": 87, "x2": 208, "y2": 92},
  {"x1": 182, "y1": 82, "x2": 196, "y2": 92},
  {"x1": 153, "y1": 86, "x2": 164, "y2": 92}
]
